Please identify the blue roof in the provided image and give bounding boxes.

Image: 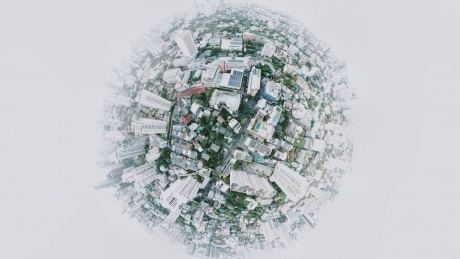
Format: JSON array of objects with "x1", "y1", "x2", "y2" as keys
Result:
[
  {"x1": 232, "y1": 70, "x2": 243, "y2": 76},
  {"x1": 227, "y1": 71, "x2": 243, "y2": 88}
]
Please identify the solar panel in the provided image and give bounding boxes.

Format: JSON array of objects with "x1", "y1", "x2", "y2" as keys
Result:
[
  {"x1": 228, "y1": 80, "x2": 240, "y2": 87},
  {"x1": 232, "y1": 71, "x2": 243, "y2": 76}
]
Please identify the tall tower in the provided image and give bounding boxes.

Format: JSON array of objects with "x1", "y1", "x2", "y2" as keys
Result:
[
  {"x1": 174, "y1": 30, "x2": 198, "y2": 58},
  {"x1": 270, "y1": 163, "x2": 310, "y2": 202},
  {"x1": 139, "y1": 34, "x2": 165, "y2": 55},
  {"x1": 135, "y1": 89, "x2": 172, "y2": 111},
  {"x1": 116, "y1": 136, "x2": 149, "y2": 161},
  {"x1": 105, "y1": 92, "x2": 134, "y2": 107},
  {"x1": 92, "y1": 166, "x2": 128, "y2": 189},
  {"x1": 160, "y1": 176, "x2": 201, "y2": 211},
  {"x1": 131, "y1": 118, "x2": 168, "y2": 135}
]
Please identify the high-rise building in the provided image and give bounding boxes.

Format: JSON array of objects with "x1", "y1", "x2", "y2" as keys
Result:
[
  {"x1": 122, "y1": 163, "x2": 157, "y2": 189},
  {"x1": 146, "y1": 146, "x2": 161, "y2": 163},
  {"x1": 116, "y1": 136, "x2": 148, "y2": 161},
  {"x1": 230, "y1": 170, "x2": 276, "y2": 198},
  {"x1": 270, "y1": 163, "x2": 310, "y2": 202},
  {"x1": 261, "y1": 43, "x2": 276, "y2": 57},
  {"x1": 99, "y1": 140, "x2": 119, "y2": 155},
  {"x1": 105, "y1": 92, "x2": 134, "y2": 107},
  {"x1": 92, "y1": 166, "x2": 128, "y2": 189},
  {"x1": 221, "y1": 158, "x2": 236, "y2": 178},
  {"x1": 135, "y1": 89, "x2": 172, "y2": 111},
  {"x1": 247, "y1": 66, "x2": 261, "y2": 96},
  {"x1": 139, "y1": 34, "x2": 165, "y2": 55},
  {"x1": 97, "y1": 159, "x2": 115, "y2": 168},
  {"x1": 99, "y1": 118, "x2": 123, "y2": 131},
  {"x1": 160, "y1": 176, "x2": 201, "y2": 211},
  {"x1": 175, "y1": 30, "x2": 198, "y2": 58},
  {"x1": 262, "y1": 81, "x2": 282, "y2": 101},
  {"x1": 149, "y1": 134, "x2": 168, "y2": 148},
  {"x1": 232, "y1": 150, "x2": 253, "y2": 162},
  {"x1": 162, "y1": 68, "x2": 184, "y2": 84},
  {"x1": 103, "y1": 130, "x2": 126, "y2": 142},
  {"x1": 130, "y1": 41, "x2": 143, "y2": 56},
  {"x1": 92, "y1": 175, "x2": 121, "y2": 190},
  {"x1": 131, "y1": 118, "x2": 168, "y2": 135}
]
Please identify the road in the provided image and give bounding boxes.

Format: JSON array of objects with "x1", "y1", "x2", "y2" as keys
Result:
[{"x1": 217, "y1": 75, "x2": 263, "y2": 174}]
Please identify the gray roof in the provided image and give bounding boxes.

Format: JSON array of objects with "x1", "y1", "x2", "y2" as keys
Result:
[
  {"x1": 210, "y1": 144, "x2": 221, "y2": 152},
  {"x1": 202, "y1": 153, "x2": 210, "y2": 161}
]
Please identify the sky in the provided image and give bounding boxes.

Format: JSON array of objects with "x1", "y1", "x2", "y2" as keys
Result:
[{"x1": 1, "y1": 0, "x2": 460, "y2": 258}]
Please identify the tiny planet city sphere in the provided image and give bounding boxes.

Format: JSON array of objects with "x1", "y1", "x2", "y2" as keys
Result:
[{"x1": 96, "y1": 1, "x2": 355, "y2": 258}]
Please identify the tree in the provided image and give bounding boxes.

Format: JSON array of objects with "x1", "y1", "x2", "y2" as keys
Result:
[
  {"x1": 211, "y1": 47, "x2": 222, "y2": 56},
  {"x1": 160, "y1": 88, "x2": 168, "y2": 99}
]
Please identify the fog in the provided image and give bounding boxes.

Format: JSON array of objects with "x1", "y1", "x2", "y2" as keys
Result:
[{"x1": 1, "y1": 0, "x2": 459, "y2": 258}]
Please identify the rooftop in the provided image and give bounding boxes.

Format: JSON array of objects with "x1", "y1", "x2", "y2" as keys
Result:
[{"x1": 177, "y1": 84, "x2": 206, "y2": 98}]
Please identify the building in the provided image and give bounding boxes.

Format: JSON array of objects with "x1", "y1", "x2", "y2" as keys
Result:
[
  {"x1": 105, "y1": 93, "x2": 134, "y2": 107},
  {"x1": 99, "y1": 141, "x2": 119, "y2": 155},
  {"x1": 136, "y1": 89, "x2": 172, "y2": 111},
  {"x1": 273, "y1": 150, "x2": 288, "y2": 160},
  {"x1": 160, "y1": 176, "x2": 201, "y2": 211},
  {"x1": 103, "y1": 130, "x2": 126, "y2": 142},
  {"x1": 146, "y1": 146, "x2": 161, "y2": 163},
  {"x1": 220, "y1": 57, "x2": 251, "y2": 72},
  {"x1": 262, "y1": 81, "x2": 282, "y2": 101},
  {"x1": 334, "y1": 83, "x2": 355, "y2": 100},
  {"x1": 122, "y1": 163, "x2": 157, "y2": 189},
  {"x1": 195, "y1": 0, "x2": 219, "y2": 16},
  {"x1": 208, "y1": 37, "x2": 221, "y2": 47},
  {"x1": 247, "y1": 66, "x2": 261, "y2": 96},
  {"x1": 230, "y1": 170, "x2": 276, "y2": 198},
  {"x1": 287, "y1": 45, "x2": 299, "y2": 55},
  {"x1": 243, "y1": 32, "x2": 257, "y2": 41},
  {"x1": 283, "y1": 64, "x2": 299, "y2": 75},
  {"x1": 232, "y1": 150, "x2": 252, "y2": 162},
  {"x1": 132, "y1": 118, "x2": 168, "y2": 135},
  {"x1": 217, "y1": 69, "x2": 244, "y2": 90},
  {"x1": 202, "y1": 62, "x2": 220, "y2": 86},
  {"x1": 176, "y1": 84, "x2": 206, "y2": 98},
  {"x1": 221, "y1": 38, "x2": 243, "y2": 51},
  {"x1": 150, "y1": 134, "x2": 168, "y2": 148},
  {"x1": 209, "y1": 89, "x2": 241, "y2": 114},
  {"x1": 243, "y1": 163, "x2": 273, "y2": 177},
  {"x1": 99, "y1": 118, "x2": 123, "y2": 131},
  {"x1": 261, "y1": 43, "x2": 276, "y2": 57},
  {"x1": 291, "y1": 103, "x2": 311, "y2": 126},
  {"x1": 92, "y1": 166, "x2": 127, "y2": 189},
  {"x1": 139, "y1": 34, "x2": 165, "y2": 55},
  {"x1": 309, "y1": 138, "x2": 327, "y2": 153},
  {"x1": 163, "y1": 68, "x2": 184, "y2": 84},
  {"x1": 116, "y1": 136, "x2": 149, "y2": 161},
  {"x1": 247, "y1": 116, "x2": 275, "y2": 142},
  {"x1": 173, "y1": 57, "x2": 192, "y2": 67},
  {"x1": 270, "y1": 163, "x2": 310, "y2": 203},
  {"x1": 268, "y1": 138, "x2": 294, "y2": 152},
  {"x1": 266, "y1": 105, "x2": 283, "y2": 126},
  {"x1": 244, "y1": 137, "x2": 272, "y2": 157},
  {"x1": 175, "y1": 30, "x2": 198, "y2": 58},
  {"x1": 260, "y1": 219, "x2": 293, "y2": 247}
]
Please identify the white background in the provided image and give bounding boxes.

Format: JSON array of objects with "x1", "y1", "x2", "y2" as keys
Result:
[{"x1": 1, "y1": 0, "x2": 459, "y2": 258}]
